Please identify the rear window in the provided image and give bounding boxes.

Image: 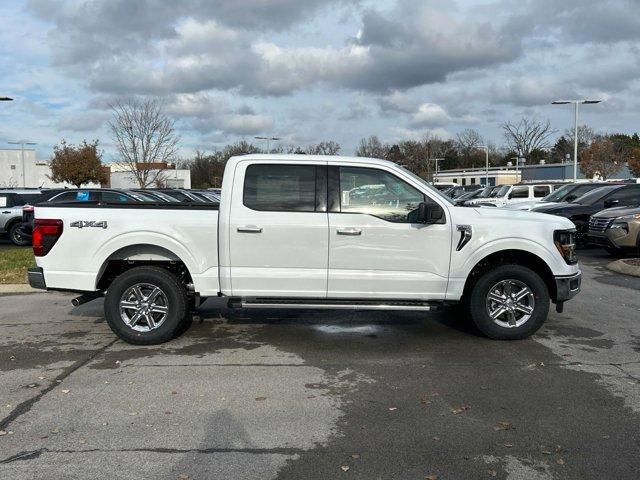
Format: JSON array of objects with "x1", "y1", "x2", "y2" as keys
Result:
[
  {"x1": 510, "y1": 186, "x2": 529, "y2": 199},
  {"x1": 533, "y1": 185, "x2": 550, "y2": 198},
  {"x1": 13, "y1": 193, "x2": 42, "y2": 206},
  {"x1": 243, "y1": 164, "x2": 316, "y2": 212}
]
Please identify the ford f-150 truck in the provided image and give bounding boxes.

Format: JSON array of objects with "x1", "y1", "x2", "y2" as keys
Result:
[{"x1": 28, "y1": 155, "x2": 582, "y2": 344}]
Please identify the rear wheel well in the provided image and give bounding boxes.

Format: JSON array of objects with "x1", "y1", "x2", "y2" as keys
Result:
[
  {"x1": 462, "y1": 250, "x2": 556, "y2": 302},
  {"x1": 95, "y1": 245, "x2": 194, "y2": 291}
]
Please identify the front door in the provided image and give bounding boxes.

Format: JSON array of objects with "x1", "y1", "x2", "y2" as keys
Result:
[
  {"x1": 228, "y1": 161, "x2": 329, "y2": 297},
  {"x1": 327, "y1": 165, "x2": 451, "y2": 300}
]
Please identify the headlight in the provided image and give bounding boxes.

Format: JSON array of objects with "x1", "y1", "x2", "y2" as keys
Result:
[
  {"x1": 615, "y1": 213, "x2": 640, "y2": 220},
  {"x1": 610, "y1": 222, "x2": 629, "y2": 234},
  {"x1": 554, "y1": 229, "x2": 577, "y2": 265}
]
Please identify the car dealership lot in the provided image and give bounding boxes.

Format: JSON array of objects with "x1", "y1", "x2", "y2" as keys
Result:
[{"x1": 1, "y1": 251, "x2": 639, "y2": 479}]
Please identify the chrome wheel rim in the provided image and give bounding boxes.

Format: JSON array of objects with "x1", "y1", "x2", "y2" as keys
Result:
[
  {"x1": 119, "y1": 283, "x2": 169, "y2": 332},
  {"x1": 486, "y1": 279, "x2": 535, "y2": 328}
]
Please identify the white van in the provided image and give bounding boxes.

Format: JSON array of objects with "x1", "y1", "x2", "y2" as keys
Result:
[{"x1": 467, "y1": 184, "x2": 554, "y2": 207}]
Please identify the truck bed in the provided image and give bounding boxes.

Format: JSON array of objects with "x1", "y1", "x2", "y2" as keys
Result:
[{"x1": 33, "y1": 202, "x2": 220, "y2": 296}]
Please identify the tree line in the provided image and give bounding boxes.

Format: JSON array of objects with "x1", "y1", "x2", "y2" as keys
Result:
[{"x1": 47, "y1": 98, "x2": 640, "y2": 188}]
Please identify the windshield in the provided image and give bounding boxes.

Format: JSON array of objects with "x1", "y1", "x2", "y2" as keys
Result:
[
  {"x1": 491, "y1": 185, "x2": 510, "y2": 198},
  {"x1": 476, "y1": 186, "x2": 493, "y2": 198},
  {"x1": 398, "y1": 166, "x2": 454, "y2": 205},
  {"x1": 542, "y1": 184, "x2": 573, "y2": 202},
  {"x1": 572, "y1": 185, "x2": 621, "y2": 205}
]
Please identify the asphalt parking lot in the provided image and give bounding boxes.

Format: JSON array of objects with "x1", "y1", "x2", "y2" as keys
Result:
[{"x1": 1, "y1": 250, "x2": 639, "y2": 480}]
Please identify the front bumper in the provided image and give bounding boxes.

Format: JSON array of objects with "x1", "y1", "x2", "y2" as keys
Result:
[
  {"x1": 554, "y1": 271, "x2": 581, "y2": 302},
  {"x1": 27, "y1": 267, "x2": 47, "y2": 290}
]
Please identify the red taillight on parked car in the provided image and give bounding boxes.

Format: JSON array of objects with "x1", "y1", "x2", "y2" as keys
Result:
[{"x1": 33, "y1": 219, "x2": 63, "y2": 257}]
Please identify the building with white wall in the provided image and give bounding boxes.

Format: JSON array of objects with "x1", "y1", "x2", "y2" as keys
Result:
[
  {"x1": 0, "y1": 148, "x2": 64, "y2": 188},
  {"x1": 0, "y1": 148, "x2": 190, "y2": 189},
  {"x1": 109, "y1": 169, "x2": 191, "y2": 189}
]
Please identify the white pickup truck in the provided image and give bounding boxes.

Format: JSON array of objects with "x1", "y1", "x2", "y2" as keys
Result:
[{"x1": 28, "y1": 155, "x2": 581, "y2": 344}]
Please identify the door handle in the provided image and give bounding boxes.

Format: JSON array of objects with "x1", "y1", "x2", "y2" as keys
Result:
[
  {"x1": 337, "y1": 227, "x2": 362, "y2": 236},
  {"x1": 237, "y1": 225, "x2": 263, "y2": 233},
  {"x1": 1, "y1": 211, "x2": 10, "y2": 214}
]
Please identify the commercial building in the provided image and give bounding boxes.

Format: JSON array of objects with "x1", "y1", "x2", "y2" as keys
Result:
[
  {"x1": 0, "y1": 148, "x2": 65, "y2": 188},
  {"x1": 0, "y1": 149, "x2": 191, "y2": 189},
  {"x1": 436, "y1": 161, "x2": 635, "y2": 186}
]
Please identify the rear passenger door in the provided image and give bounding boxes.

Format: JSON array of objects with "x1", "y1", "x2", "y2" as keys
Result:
[{"x1": 228, "y1": 161, "x2": 329, "y2": 297}]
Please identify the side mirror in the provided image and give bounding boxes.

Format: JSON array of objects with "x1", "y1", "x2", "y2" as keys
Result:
[
  {"x1": 417, "y1": 202, "x2": 444, "y2": 224},
  {"x1": 565, "y1": 195, "x2": 576, "y2": 202},
  {"x1": 603, "y1": 199, "x2": 619, "y2": 209}
]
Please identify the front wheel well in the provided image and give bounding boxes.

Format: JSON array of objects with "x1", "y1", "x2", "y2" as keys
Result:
[{"x1": 462, "y1": 249, "x2": 557, "y2": 302}]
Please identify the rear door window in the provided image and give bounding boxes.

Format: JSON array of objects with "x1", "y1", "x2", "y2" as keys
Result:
[
  {"x1": 509, "y1": 186, "x2": 529, "y2": 199},
  {"x1": 243, "y1": 164, "x2": 317, "y2": 212},
  {"x1": 533, "y1": 185, "x2": 550, "y2": 198}
]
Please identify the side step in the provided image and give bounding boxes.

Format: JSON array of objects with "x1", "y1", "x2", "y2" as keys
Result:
[{"x1": 227, "y1": 298, "x2": 439, "y2": 311}]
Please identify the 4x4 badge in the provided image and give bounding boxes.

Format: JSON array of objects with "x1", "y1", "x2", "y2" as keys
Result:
[{"x1": 70, "y1": 220, "x2": 108, "y2": 229}]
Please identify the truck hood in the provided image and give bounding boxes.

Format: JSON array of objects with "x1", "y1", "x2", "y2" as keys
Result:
[
  {"x1": 592, "y1": 205, "x2": 640, "y2": 219},
  {"x1": 503, "y1": 200, "x2": 562, "y2": 210},
  {"x1": 466, "y1": 206, "x2": 575, "y2": 229}
]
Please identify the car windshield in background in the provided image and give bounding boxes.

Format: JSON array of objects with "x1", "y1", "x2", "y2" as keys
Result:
[
  {"x1": 542, "y1": 184, "x2": 573, "y2": 202},
  {"x1": 572, "y1": 185, "x2": 621, "y2": 205},
  {"x1": 491, "y1": 185, "x2": 510, "y2": 198},
  {"x1": 477, "y1": 186, "x2": 493, "y2": 198},
  {"x1": 398, "y1": 166, "x2": 454, "y2": 205}
]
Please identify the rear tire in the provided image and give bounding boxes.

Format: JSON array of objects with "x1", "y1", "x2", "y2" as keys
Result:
[
  {"x1": 468, "y1": 265, "x2": 549, "y2": 340},
  {"x1": 104, "y1": 266, "x2": 188, "y2": 345},
  {"x1": 8, "y1": 222, "x2": 30, "y2": 246}
]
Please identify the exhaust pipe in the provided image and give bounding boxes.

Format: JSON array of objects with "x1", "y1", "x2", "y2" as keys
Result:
[{"x1": 72, "y1": 292, "x2": 103, "y2": 307}]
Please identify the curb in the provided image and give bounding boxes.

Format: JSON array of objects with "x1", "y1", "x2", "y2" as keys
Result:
[
  {"x1": 606, "y1": 259, "x2": 640, "y2": 278},
  {"x1": 0, "y1": 284, "x2": 39, "y2": 294}
]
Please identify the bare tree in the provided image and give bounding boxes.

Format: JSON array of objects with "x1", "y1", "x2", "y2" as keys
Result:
[
  {"x1": 456, "y1": 129, "x2": 484, "y2": 168},
  {"x1": 109, "y1": 98, "x2": 181, "y2": 187},
  {"x1": 501, "y1": 118, "x2": 557, "y2": 159},
  {"x1": 356, "y1": 136, "x2": 388, "y2": 158},
  {"x1": 306, "y1": 141, "x2": 341, "y2": 155}
]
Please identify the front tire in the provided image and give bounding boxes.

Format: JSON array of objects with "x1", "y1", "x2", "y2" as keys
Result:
[
  {"x1": 468, "y1": 265, "x2": 549, "y2": 340},
  {"x1": 104, "y1": 266, "x2": 188, "y2": 345}
]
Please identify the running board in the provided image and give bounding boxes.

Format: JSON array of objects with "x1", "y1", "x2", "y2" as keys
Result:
[{"x1": 227, "y1": 298, "x2": 439, "y2": 311}]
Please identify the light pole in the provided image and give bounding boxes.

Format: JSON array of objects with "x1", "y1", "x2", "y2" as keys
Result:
[
  {"x1": 254, "y1": 136, "x2": 281, "y2": 153},
  {"x1": 8, "y1": 140, "x2": 36, "y2": 187},
  {"x1": 478, "y1": 145, "x2": 489, "y2": 185},
  {"x1": 430, "y1": 157, "x2": 444, "y2": 182},
  {"x1": 552, "y1": 99, "x2": 602, "y2": 182}
]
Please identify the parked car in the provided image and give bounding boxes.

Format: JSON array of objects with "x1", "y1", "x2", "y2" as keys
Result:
[
  {"x1": 443, "y1": 184, "x2": 483, "y2": 199},
  {"x1": 0, "y1": 189, "x2": 43, "y2": 245},
  {"x1": 20, "y1": 189, "x2": 155, "y2": 242},
  {"x1": 153, "y1": 189, "x2": 214, "y2": 203},
  {"x1": 533, "y1": 184, "x2": 640, "y2": 242},
  {"x1": 587, "y1": 206, "x2": 640, "y2": 255},
  {"x1": 505, "y1": 182, "x2": 621, "y2": 211},
  {"x1": 29, "y1": 154, "x2": 581, "y2": 344},
  {"x1": 467, "y1": 183, "x2": 555, "y2": 207},
  {"x1": 432, "y1": 182, "x2": 457, "y2": 191},
  {"x1": 454, "y1": 188, "x2": 488, "y2": 205},
  {"x1": 132, "y1": 189, "x2": 181, "y2": 203}
]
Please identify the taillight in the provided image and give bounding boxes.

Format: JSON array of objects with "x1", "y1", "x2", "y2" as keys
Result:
[{"x1": 33, "y1": 219, "x2": 63, "y2": 257}]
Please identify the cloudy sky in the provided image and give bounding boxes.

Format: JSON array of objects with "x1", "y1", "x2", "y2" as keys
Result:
[{"x1": 1, "y1": 0, "x2": 639, "y2": 161}]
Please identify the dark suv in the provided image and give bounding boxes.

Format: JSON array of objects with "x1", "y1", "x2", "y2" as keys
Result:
[{"x1": 533, "y1": 184, "x2": 640, "y2": 242}]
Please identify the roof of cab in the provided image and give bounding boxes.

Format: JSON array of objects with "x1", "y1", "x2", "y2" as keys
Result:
[{"x1": 227, "y1": 154, "x2": 398, "y2": 169}]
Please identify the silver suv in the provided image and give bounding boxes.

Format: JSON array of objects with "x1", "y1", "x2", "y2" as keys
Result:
[{"x1": 0, "y1": 189, "x2": 42, "y2": 245}]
